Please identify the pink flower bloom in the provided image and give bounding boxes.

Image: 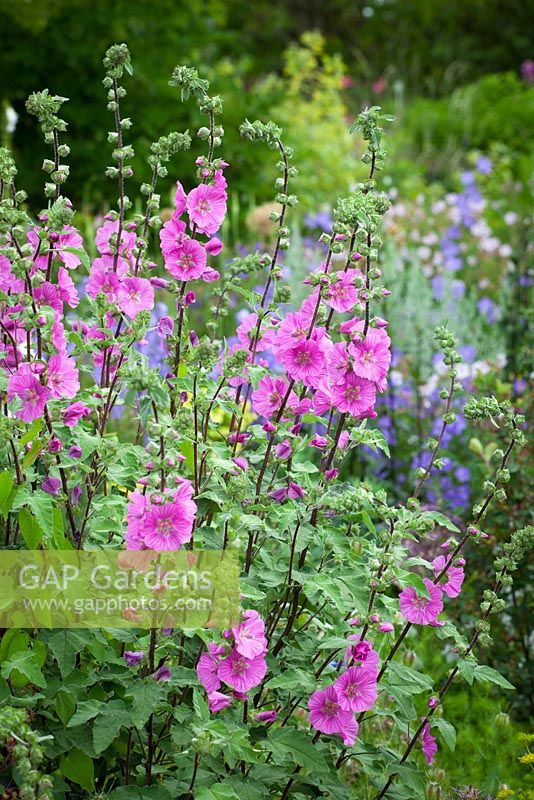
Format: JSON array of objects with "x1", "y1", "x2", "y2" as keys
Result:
[
  {"x1": 34, "y1": 282, "x2": 63, "y2": 313},
  {"x1": 153, "y1": 665, "x2": 171, "y2": 682},
  {"x1": 62, "y1": 401, "x2": 90, "y2": 428},
  {"x1": 255, "y1": 710, "x2": 277, "y2": 723},
  {"x1": 275, "y1": 440, "x2": 292, "y2": 460},
  {"x1": 308, "y1": 684, "x2": 354, "y2": 736},
  {"x1": 421, "y1": 721, "x2": 438, "y2": 764},
  {"x1": 399, "y1": 578, "x2": 444, "y2": 625},
  {"x1": 0, "y1": 255, "x2": 24, "y2": 293},
  {"x1": 232, "y1": 610, "x2": 267, "y2": 659},
  {"x1": 341, "y1": 715, "x2": 359, "y2": 746},
  {"x1": 174, "y1": 182, "x2": 187, "y2": 216},
  {"x1": 252, "y1": 375, "x2": 290, "y2": 419},
  {"x1": 197, "y1": 651, "x2": 222, "y2": 694},
  {"x1": 125, "y1": 490, "x2": 148, "y2": 550},
  {"x1": 208, "y1": 691, "x2": 232, "y2": 713},
  {"x1": 310, "y1": 435, "x2": 328, "y2": 449},
  {"x1": 95, "y1": 218, "x2": 136, "y2": 256},
  {"x1": 142, "y1": 491, "x2": 196, "y2": 551},
  {"x1": 124, "y1": 650, "x2": 145, "y2": 666},
  {"x1": 187, "y1": 183, "x2": 227, "y2": 235},
  {"x1": 47, "y1": 355, "x2": 80, "y2": 399},
  {"x1": 56, "y1": 225, "x2": 84, "y2": 269},
  {"x1": 117, "y1": 277, "x2": 154, "y2": 318},
  {"x1": 379, "y1": 622, "x2": 394, "y2": 633},
  {"x1": 205, "y1": 237, "x2": 223, "y2": 256},
  {"x1": 157, "y1": 316, "x2": 174, "y2": 337},
  {"x1": 159, "y1": 216, "x2": 187, "y2": 257},
  {"x1": 433, "y1": 555, "x2": 465, "y2": 598},
  {"x1": 281, "y1": 340, "x2": 326, "y2": 386},
  {"x1": 7, "y1": 364, "x2": 51, "y2": 422},
  {"x1": 345, "y1": 638, "x2": 379, "y2": 674},
  {"x1": 331, "y1": 373, "x2": 376, "y2": 417},
  {"x1": 288, "y1": 481, "x2": 305, "y2": 499},
  {"x1": 349, "y1": 329, "x2": 391, "y2": 384},
  {"x1": 325, "y1": 273, "x2": 359, "y2": 313},
  {"x1": 86, "y1": 262, "x2": 121, "y2": 301},
  {"x1": 57, "y1": 268, "x2": 79, "y2": 308},
  {"x1": 201, "y1": 267, "x2": 220, "y2": 282},
  {"x1": 51, "y1": 314, "x2": 67, "y2": 354},
  {"x1": 217, "y1": 649, "x2": 267, "y2": 693},
  {"x1": 335, "y1": 666, "x2": 378, "y2": 712},
  {"x1": 274, "y1": 311, "x2": 309, "y2": 353},
  {"x1": 164, "y1": 238, "x2": 207, "y2": 281},
  {"x1": 236, "y1": 313, "x2": 275, "y2": 352}
]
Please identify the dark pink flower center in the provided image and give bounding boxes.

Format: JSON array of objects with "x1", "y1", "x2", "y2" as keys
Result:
[
  {"x1": 295, "y1": 350, "x2": 312, "y2": 366},
  {"x1": 268, "y1": 391, "x2": 282, "y2": 405},
  {"x1": 179, "y1": 255, "x2": 195, "y2": 269},
  {"x1": 360, "y1": 350, "x2": 375, "y2": 364},
  {"x1": 413, "y1": 596, "x2": 429, "y2": 609},
  {"x1": 232, "y1": 657, "x2": 249, "y2": 675},
  {"x1": 345, "y1": 386, "x2": 361, "y2": 401},
  {"x1": 197, "y1": 199, "x2": 211, "y2": 214},
  {"x1": 322, "y1": 698, "x2": 339, "y2": 718},
  {"x1": 156, "y1": 517, "x2": 175, "y2": 537},
  {"x1": 344, "y1": 682, "x2": 360, "y2": 699}
]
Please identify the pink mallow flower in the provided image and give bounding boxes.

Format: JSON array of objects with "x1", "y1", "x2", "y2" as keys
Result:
[
  {"x1": 196, "y1": 644, "x2": 225, "y2": 694},
  {"x1": 232, "y1": 610, "x2": 267, "y2": 659},
  {"x1": 349, "y1": 329, "x2": 391, "y2": 385},
  {"x1": 399, "y1": 578, "x2": 444, "y2": 625},
  {"x1": 325, "y1": 273, "x2": 359, "y2": 313},
  {"x1": 7, "y1": 364, "x2": 51, "y2": 422},
  {"x1": 186, "y1": 183, "x2": 227, "y2": 236},
  {"x1": 117, "y1": 277, "x2": 154, "y2": 318},
  {"x1": 331, "y1": 373, "x2": 376, "y2": 417},
  {"x1": 208, "y1": 691, "x2": 232, "y2": 713},
  {"x1": 252, "y1": 374, "x2": 292, "y2": 419},
  {"x1": 281, "y1": 340, "x2": 326, "y2": 387},
  {"x1": 164, "y1": 238, "x2": 207, "y2": 281},
  {"x1": 62, "y1": 401, "x2": 90, "y2": 428},
  {"x1": 308, "y1": 684, "x2": 356, "y2": 740},
  {"x1": 421, "y1": 721, "x2": 438, "y2": 764},
  {"x1": 217, "y1": 649, "x2": 267, "y2": 693},
  {"x1": 335, "y1": 666, "x2": 378, "y2": 712},
  {"x1": 433, "y1": 555, "x2": 465, "y2": 598},
  {"x1": 142, "y1": 489, "x2": 197, "y2": 551},
  {"x1": 46, "y1": 355, "x2": 80, "y2": 399}
]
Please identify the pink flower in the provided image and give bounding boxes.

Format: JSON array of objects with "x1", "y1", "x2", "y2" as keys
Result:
[
  {"x1": 349, "y1": 329, "x2": 391, "y2": 384},
  {"x1": 157, "y1": 316, "x2": 174, "y2": 337},
  {"x1": 310, "y1": 435, "x2": 328, "y2": 449},
  {"x1": 95, "y1": 218, "x2": 136, "y2": 256},
  {"x1": 232, "y1": 610, "x2": 267, "y2": 659},
  {"x1": 421, "y1": 721, "x2": 438, "y2": 764},
  {"x1": 57, "y1": 268, "x2": 79, "y2": 308},
  {"x1": 42, "y1": 476, "x2": 62, "y2": 495},
  {"x1": 0, "y1": 256, "x2": 24, "y2": 293},
  {"x1": 117, "y1": 277, "x2": 154, "y2": 318},
  {"x1": 379, "y1": 622, "x2": 394, "y2": 633},
  {"x1": 86, "y1": 262, "x2": 121, "y2": 301},
  {"x1": 331, "y1": 373, "x2": 376, "y2": 417},
  {"x1": 34, "y1": 282, "x2": 62, "y2": 313},
  {"x1": 159, "y1": 216, "x2": 187, "y2": 257},
  {"x1": 335, "y1": 666, "x2": 378, "y2": 712},
  {"x1": 325, "y1": 273, "x2": 359, "y2": 313},
  {"x1": 174, "y1": 181, "x2": 187, "y2": 216},
  {"x1": 164, "y1": 238, "x2": 207, "y2": 281},
  {"x1": 47, "y1": 355, "x2": 80, "y2": 399},
  {"x1": 197, "y1": 651, "x2": 222, "y2": 694},
  {"x1": 236, "y1": 313, "x2": 275, "y2": 352},
  {"x1": 56, "y1": 225, "x2": 84, "y2": 269},
  {"x1": 275, "y1": 440, "x2": 292, "y2": 460},
  {"x1": 308, "y1": 684, "x2": 355, "y2": 736},
  {"x1": 142, "y1": 491, "x2": 196, "y2": 551},
  {"x1": 341, "y1": 715, "x2": 359, "y2": 746},
  {"x1": 255, "y1": 710, "x2": 277, "y2": 723},
  {"x1": 399, "y1": 578, "x2": 444, "y2": 625},
  {"x1": 7, "y1": 364, "x2": 51, "y2": 422},
  {"x1": 281, "y1": 340, "x2": 326, "y2": 386},
  {"x1": 62, "y1": 401, "x2": 90, "y2": 428},
  {"x1": 206, "y1": 237, "x2": 223, "y2": 256},
  {"x1": 274, "y1": 311, "x2": 308, "y2": 353},
  {"x1": 186, "y1": 183, "x2": 227, "y2": 236},
  {"x1": 252, "y1": 375, "x2": 290, "y2": 419},
  {"x1": 208, "y1": 691, "x2": 232, "y2": 713},
  {"x1": 217, "y1": 649, "x2": 267, "y2": 693},
  {"x1": 124, "y1": 650, "x2": 145, "y2": 666},
  {"x1": 125, "y1": 490, "x2": 148, "y2": 550},
  {"x1": 433, "y1": 555, "x2": 465, "y2": 598},
  {"x1": 345, "y1": 638, "x2": 379, "y2": 675}
]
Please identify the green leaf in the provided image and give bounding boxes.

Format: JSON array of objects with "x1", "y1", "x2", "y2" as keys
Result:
[
  {"x1": 108, "y1": 788, "x2": 172, "y2": 800},
  {"x1": 431, "y1": 717, "x2": 456, "y2": 751},
  {"x1": 67, "y1": 699, "x2": 103, "y2": 727},
  {"x1": 473, "y1": 664, "x2": 515, "y2": 690},
  {"x1": 125, "y1": 680, "x2": 166, "y2": 727},
  {"x1": 18, "y1": 507, "x2": 44, "y2": 548},
  {"x1": 1, "y1": 650, "x2": 47, "y2": 688},
  {"x1": 265, "y1": 669, "x2": 315, "y2": 692},
  {"x1": 0, "y1": 470, "x2": 14, "y2": 518},
  {"x1": 92, "y1": 701, "x2": 131, "y2": 753},
  {"x1": 60, "y1": 748, "x2": 94, "y2": 792},
  {"x1": 428, "y1": 512, "x2": 461, "y2": 533},
  {"x1": 55, "y1": 689, "x2": 76, "y2": 726},
  {"x1": 193, "y1": 687, "x2": 210, "y2": 724},
  {"x1": 196, "y1": 787, "x2": 239, "y2": 800},
  {"x1": 61, "y1": 246, "x2": 90, "y2": 271},
  {"x1": 457, "y1": 658, "x2": 476, "y2": 685},
  {"x1": 47, "y1": 630, "x2": 88, "y2": 678},
  {"x1": 387, "y1": 662, "x2": 433, "y2": 694},
  {"x1": 267, "y1": 728, "x2": 329, "y2": 772}
]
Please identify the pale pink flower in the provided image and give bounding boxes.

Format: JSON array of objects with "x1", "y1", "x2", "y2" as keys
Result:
[
  {"x1": 159, "y1": 216, "x2": 187, "y2": 257},
  {"x1": 433, "y1": 555, "x2": 465, "y2": 598},
  {"x1": 7, "y1": 364, "x2": 51, "y2": 422},
  {"x1": 197, "y1": 649, "x2": 222, "y2": 694},
  {"x1": 281, "y1": 340, "x2": 326, "y2": 386},
  {"x1": 142, "y1": 489, "x2": 196, "y2": 551},
  {"x1": 331, "y1": 373, "x2": 376, "y2": 417},
  {"x1": 205, "y1": 237, "x2": 223, "y2": 256},
  {"x1": 164, "y1": 238, "x2": 207, "y2": 281},
  {"x1": 421, "y1": 721, "x2": 438, "y2": 764},
  {"x1": 232, "y1": 610, "x2": 267, "y2": 659},
  {"x1": 47, "y1": 355, "x2": 80, "y2": 399},
  {"x1": 57, "y1": 268, "x2": 79, "y2": 308},
  {"x1": 217, "y1": 649, "x2": 267, "y2": 693},
  {"x1": 95, "y1": 218, "x2": 136, "y2": 256},
  {"x1": 349, "y1": 329, "x2": 391, "y2": 384},
  {"x1": 117, "y1": 277, "x2": 154, "y2": 318},
  {"x1": 51, "y1": 313, "x2": 67, "y2": 354},
  {"x1": 252, "y1": 374, "x2": 291, "y2": 418},
  {"x1": 187, "y1": 184, "x2": 227, "y2": 235},
  {"x1": 274, "y1": 311, "x2": 309, "y2": 353},
  {"x1": 335, "y1": 666, "x2": 378, "y2": 712},
  {"x1": 325, "y1": 273, "x2": 359, "y2": 313},
  {"x1": 308, "y1": 684, "x2": 354, "y2": 736},
  {"x1": 86, "y1": 263, "x2": 121, "y2": 301},
  {"x1": 399, "y1": 578, "x2": 444, "y2": 625},
  {"x1": 236, "y1": 313, "x2": 275, "y2": 352},
  {"x1": 56, "y1": 225, "x2": 84, "y2": 269}
]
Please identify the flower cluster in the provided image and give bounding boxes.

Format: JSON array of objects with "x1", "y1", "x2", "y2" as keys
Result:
[{"x1": 125, "y1": 480, "x2": 197, "y2": 550}]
